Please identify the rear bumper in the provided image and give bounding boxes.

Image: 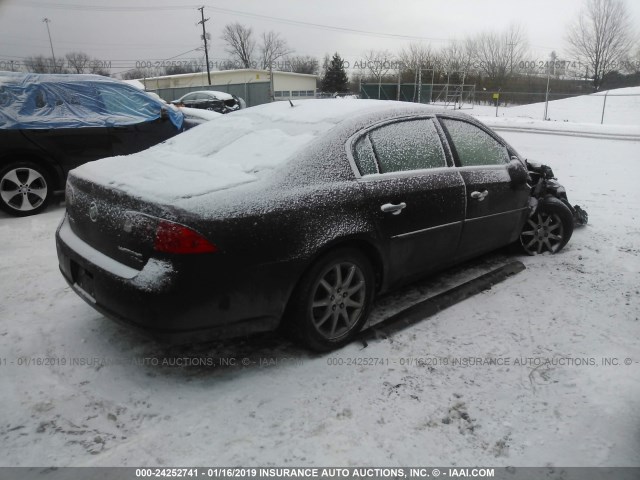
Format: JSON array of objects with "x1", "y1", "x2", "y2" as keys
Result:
[{"x1": 55, "y1": 214, "x2": 295, "y2": 343}]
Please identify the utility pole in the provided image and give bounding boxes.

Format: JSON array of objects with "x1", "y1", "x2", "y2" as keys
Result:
[
  {"x1": 543, "y1": 67, "x2": 551, "y2": 120},
  {"x1": 197, "y1": 6, "x2": 211, "y2": 86},
  {"x1": 42, "y1": 18, "x2": 57, "y2": 73},
  {"x1": 417, "y1": 64, "x2": 422, "y2": 103}
]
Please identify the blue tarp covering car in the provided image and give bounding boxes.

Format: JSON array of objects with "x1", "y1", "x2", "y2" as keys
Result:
[
  {"x1": 0, "y1": 72, "x2": 183, "y2": 130},
  {"x1": 0, "y1": 72, "x2": 187, "y2": 216}
]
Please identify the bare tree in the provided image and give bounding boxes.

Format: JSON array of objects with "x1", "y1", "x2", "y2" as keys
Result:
[
  {"x1": 566, "y1": 0, "x2": 636, "y2": 90},
  {"x1": 321, "y1": 54, "x2": 331, "y2": 76},
  {"x1": 221, "y1": 23, "x2": 256, "y2": 68},
  {"x1": 89, "y1": 67, "x2": 111, "y2": 77},
  {"x1": 260, "y1": 31, "x2": 292, "y2": 70},
  {"x1": 469, "y1": 24, "x2": 528, "y2": 82},
  {"x1": 121, "y1": 67, "x2": 158, "y2": 80},
  {"x1": 627, "y1": 47, "x2": 640, "y2": 74},
  {"x1": 65, "y1": 51, "x2": 90, "y2": 73},
  {"x1": 24, "y1": 55, "x2": 66, "y2": 74},
  {"x1": 439, "y1": 39, "x2": 474, "y2": 75},
  {"x1": 285, "y1": 55, "x2": 319, "y2": 74},
  {"x1": 398, "y1": 43, "x2": 434, "y2": 86},
  {"x1": 398, "y1": 43, "x2": 434, "y2": 72},
  {"x1": 357, "y1": 50, "x2": 395, "y2": 99},
  {"x1": 504, "y1": 25, "x2": 528, "y2": 75},
  {"x1": 363, "y1": 50, "x2": 395, "y2": 82}
]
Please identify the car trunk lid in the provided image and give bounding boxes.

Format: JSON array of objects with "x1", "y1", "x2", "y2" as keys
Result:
[{"x1": 65, "y1": 174, "x2": 181, "y2": 270}]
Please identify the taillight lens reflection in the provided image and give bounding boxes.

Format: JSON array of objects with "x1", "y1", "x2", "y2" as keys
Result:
[{"x1": 154, "y1": 220, "x2": 218, "y2": 254}]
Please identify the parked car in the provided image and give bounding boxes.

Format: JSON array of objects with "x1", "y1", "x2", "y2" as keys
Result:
[
  {"x1": 171, "y1": 90, "x2": 244, "y2": 114},
  {"x1": 0, "y1": 72, "x2": 186, "y2": 216},
  {"x1": 124, "y1": 87, "x2": 222, "y2": 126},
  {"x1": 56, "y1": 100, "x2": 577, "y2": 351}
]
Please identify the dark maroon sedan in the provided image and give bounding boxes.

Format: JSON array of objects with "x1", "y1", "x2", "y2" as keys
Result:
[{"x1": 56, "y1": 100, "x2": 574, "y2": 351}]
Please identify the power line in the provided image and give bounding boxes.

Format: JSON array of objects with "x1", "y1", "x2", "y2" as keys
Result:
[
  {"x1": 15, "y1": 2, "x2": 200, "y2": 12},
  {"x1": 9, "y1": 2, "x2": 561, "y2": 52},
  {"x1": 14, "y1": 1, "x2": 452, "y2": 42}
]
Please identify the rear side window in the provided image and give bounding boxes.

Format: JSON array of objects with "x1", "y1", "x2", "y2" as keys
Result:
[
  {"x1": 367, "y1": 119, "x2": 446, "y2": 174},
  {"x1": 353, "y1": 135, "x2": 378, "y2": 175},
  {"x1": 441, "y1": 118, "x2": 509, "y2": 166}
]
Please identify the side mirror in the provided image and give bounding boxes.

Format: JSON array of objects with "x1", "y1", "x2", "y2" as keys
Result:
[{"x1": 507, "y1": 157, "x2": 530, "y2": 186}]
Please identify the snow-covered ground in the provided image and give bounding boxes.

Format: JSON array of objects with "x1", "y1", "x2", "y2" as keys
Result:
[
  {"x1": 465, "y1": 86, "x2": 640, "y2": 139},
  {"x1": 1, "y1": 100, "x2": 639, "y2": 467}
]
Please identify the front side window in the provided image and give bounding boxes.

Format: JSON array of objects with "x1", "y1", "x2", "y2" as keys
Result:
[
  {"x1": 368, "y1": 119, "x2": 446, "y2": 173},
  {"x1": 441, "y1": 118, "x2": 509, "y2": 167},
  {"x1": 100, "y1": 85, "x2": 155, "y2": 117}
]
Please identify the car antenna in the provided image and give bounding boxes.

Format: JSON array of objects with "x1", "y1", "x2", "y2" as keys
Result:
[{"x1": 288, "y1": 99, "x2": 295, "y2": 107}]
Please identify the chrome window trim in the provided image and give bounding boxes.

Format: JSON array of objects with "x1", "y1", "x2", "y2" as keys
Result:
[{"x1": 357, "y1": 165, "x2": 457, "y2": 183}]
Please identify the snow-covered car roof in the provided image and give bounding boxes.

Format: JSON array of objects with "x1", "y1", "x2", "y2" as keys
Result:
[
  {"x1": 70, "y1": 99, "x2": 449, "y2": 206},
  {"x1": 0, "y1": 71, "x2": 183, "y2": 130},
  {"x1": 187, "y1": 90, "x2": 235, "y2": 101}
]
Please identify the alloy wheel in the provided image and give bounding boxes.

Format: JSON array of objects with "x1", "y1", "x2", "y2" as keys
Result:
[
  {"x1": 0, "y1": 167, "x2": 48, "y2": 212},
  {"x1": 520, "y1": 212, "x2": 565, "y2": 254},
  {"x1": 309, "y1": 262, "x2": 366, "y2": 340}
]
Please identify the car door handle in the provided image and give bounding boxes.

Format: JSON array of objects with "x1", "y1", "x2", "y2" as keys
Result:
[
  {"x1": 381, "y1": 202, "x2": 407, "y2": 215},
  {"x1": 470, "y1": 190, "x2": 489, "y2": 201}
]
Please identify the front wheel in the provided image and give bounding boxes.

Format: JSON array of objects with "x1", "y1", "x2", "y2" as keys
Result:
[
  {"x1": 520, "y1": 197, "x2": 574, "y2": 255},
  {"x1": 0, "y1": 162, "x2": 52, "y2": 216},
  {"x1": 286, "y1": 248, "x2": 375, "y2": 352}
]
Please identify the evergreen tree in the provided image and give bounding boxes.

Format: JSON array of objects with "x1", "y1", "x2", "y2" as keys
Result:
[{"x1": 321, "y1": 53, "x2": 349, "y2": 93}]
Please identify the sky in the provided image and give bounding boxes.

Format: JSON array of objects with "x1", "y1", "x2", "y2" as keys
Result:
[{"x1": 1, "y1": 0, "x2": 639, "y2": 77}]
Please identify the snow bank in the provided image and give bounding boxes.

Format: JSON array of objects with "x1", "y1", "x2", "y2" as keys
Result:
[
  {"x1": 477, "y1": 115, "x2": 640, "y2": 139},
  {"x1": 473, "y1": 86, "x2": 640, "y2": 126}
]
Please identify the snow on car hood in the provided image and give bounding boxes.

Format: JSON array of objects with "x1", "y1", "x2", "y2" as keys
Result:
[{"x1": 70, "y1": 99, "x2": 420, "y2": 204}]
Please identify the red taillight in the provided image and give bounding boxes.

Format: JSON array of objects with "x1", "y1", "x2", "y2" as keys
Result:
[{"x1": 154, "y1": 220, "x2": 218, "y2": 254}]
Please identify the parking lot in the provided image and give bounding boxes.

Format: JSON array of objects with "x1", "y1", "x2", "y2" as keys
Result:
[{"x1": 1, "y1": 129, "x2": 638, "y2": 466}]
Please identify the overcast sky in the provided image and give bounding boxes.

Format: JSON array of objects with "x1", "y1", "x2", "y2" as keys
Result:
[{"x1": 1, "y1": 0, "x2": 639, "y2": 76}]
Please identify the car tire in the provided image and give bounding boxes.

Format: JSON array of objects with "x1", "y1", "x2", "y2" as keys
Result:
[
  {"x1": 520, "y1": 197, "x2": 574, "y2": 255},
  {"x1": 286, "y1": 248, "x2": 375, "y2": 352},
  {"x1": 0, "y1": 161, "x2": 52, "y2": 217}
]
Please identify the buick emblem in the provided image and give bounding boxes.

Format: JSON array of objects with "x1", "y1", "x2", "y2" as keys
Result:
[{"x1": 89, "y1": 202, "x2": 99, "y2": 222}]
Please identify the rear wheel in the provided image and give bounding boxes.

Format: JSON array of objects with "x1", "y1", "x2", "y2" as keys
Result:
[
  {"x1": 520, "y1": 197, "x2": 574, "y2": 255},
  {"x1": 0, "y1": 162, "x2": 52, "y2": 216},
  {"x1": 287, "y1": 248, "x2": 375, "y2": 352}
]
